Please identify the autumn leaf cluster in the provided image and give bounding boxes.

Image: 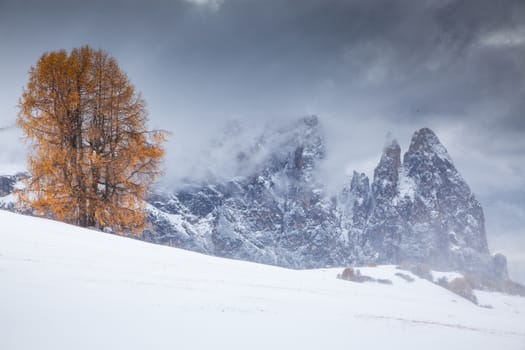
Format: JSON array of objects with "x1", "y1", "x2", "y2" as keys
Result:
[{"x1": 18, "y1": 46, "x2": 165, "y2": 234}]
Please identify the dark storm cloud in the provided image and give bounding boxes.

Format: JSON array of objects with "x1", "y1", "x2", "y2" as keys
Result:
[
  {"x1": 145, "y1": 0, "x2": 525, "y2": 155},
  {"x1": 1, "y1": 0, "x2": 524, "y2": 179},
  {"x1": 2, "y1": 0, "x2": 523, "y2": 129}
]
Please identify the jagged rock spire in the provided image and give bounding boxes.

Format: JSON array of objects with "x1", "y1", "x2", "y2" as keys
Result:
[
  {"x1": 373, "y1": 137, "x2": 401, "y2": 200},
  {"x1": 406, "y1": 128, "x2": 452, "y2": 163},
  {"x1": 402, "y1": 127, "x2": 489, "y2": 259}
]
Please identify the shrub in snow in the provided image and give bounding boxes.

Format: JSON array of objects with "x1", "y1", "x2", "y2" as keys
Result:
[
  {"x1": 338, "y1": 267, "x2": 358, "y2": 281},
  {"x1": 337, "y1": 268, "x2": 386, "y2": 284},
  {"x1": 376, "y1": 278, "x2": 393, "y2": 285},
  {"x1": 397, "y1": 261, "x2": 433, "y2": 281},
  {"x1": 436, "y1": 276, "x2": 448, "y2": 288},
  {"x1": 447, "y1": 277, "x2": 478, "y2": 304},
  {"x1": 395, "y1": 272, "x2": 415, "y2": 283},
  {"x1": 464, "y1": 274, "x2": 525, "y2": 297}
]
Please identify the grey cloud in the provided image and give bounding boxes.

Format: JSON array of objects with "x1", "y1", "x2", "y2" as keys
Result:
[{"x1": 1, "y1": 0, "x2": 524, "y2": 170}]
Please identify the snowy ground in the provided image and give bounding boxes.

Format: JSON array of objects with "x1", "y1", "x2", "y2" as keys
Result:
[{"x1": 1, "y1": 210, "x2": 524, "y2": 350}]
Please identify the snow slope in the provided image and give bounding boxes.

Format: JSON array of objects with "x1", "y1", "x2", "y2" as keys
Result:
[{"x1": 0, "y1": 210, "x2": 524, "y2": 350}]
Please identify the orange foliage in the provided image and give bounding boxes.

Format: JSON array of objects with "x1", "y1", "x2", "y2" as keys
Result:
[{"x1": 18, "y1": 46, "x2": 165, "y2": 234}]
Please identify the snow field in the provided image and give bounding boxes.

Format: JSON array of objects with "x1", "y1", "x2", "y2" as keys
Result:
[{"x1": 1, "y1": 210, "x2": 524, "y2": 350}]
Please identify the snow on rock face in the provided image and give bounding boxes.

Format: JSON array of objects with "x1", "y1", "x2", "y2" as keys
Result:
[
  {"x1": 339, "y1": 171, "x2": 374, "y2": 262},
  {"x1": 146, "y1": 116, "x2": 349, "y2": 268},
  {"x1": 0, "y1": 175, "x2": 18, "y2": 197},
  {"x1": 354, "y1": 128, "x2": 502, "y2": 277},
  {"x1": 363, "y1": 139, "x2": 406, "y2": 263},
  {"x1": 397, "y1": 166, "x2": 416, "y2": 202},
  {"x1": 407, "y1": 127, "x2": 453, "y2": 163},
  {"x1": 145, "y1": 123, "x2": 505, "y2": 278},
  {"x1": 0, "y1": 173, "x2": 25, "y2": 211},
  {"x1": 401, "y1": 128, "x2": 491, "y2": 270}
]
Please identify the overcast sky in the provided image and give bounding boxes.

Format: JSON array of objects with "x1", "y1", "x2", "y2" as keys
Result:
[{"x1": 0, "y1": 0, "x2": 524, "y2": 280}]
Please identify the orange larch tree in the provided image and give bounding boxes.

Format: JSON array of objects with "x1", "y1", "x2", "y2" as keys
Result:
[{"x1": 18, "y1": 46, "x2": 165, "y2": 234}]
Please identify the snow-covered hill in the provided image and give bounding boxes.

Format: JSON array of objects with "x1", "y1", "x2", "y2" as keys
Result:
[{"x1": 1, "y1": 210, "x2": 524, "y2": 350}]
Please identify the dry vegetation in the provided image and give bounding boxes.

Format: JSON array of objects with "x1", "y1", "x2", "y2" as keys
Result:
[
  {"x1": 447, "y1": 277, "x2": 478, "y2": 304},
  {"x1": 337, "y1": 267, "x2": 391, "y2": 285},
  {"x1": 396, "y1": 261, "x2": 433, "y2": 281}
]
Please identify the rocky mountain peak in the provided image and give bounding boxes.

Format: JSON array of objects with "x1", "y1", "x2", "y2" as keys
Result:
[
  {"x1": 372, "y1": 138, "x2": 401, "y2": 201},
  {"x1": 376, "y1": 139, "x2": 401, "y2": 177},
  {"x1": 403, "y1": 127, "x2": 468, "y2": 199},
  {"x1": 405, "y1": 127, "x2": 452, "y2": 164},
  {"x1": 340, "y1": 171, "x2": 371, "y2": 217}
]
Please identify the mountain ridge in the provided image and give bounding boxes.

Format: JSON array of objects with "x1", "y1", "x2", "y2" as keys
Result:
[
  {"x1": 0, "y1": 116, "x2": 508, "y2": 279},
  {"x1": 143, "y1": 116, "x2": 506, "y2": 278}
]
